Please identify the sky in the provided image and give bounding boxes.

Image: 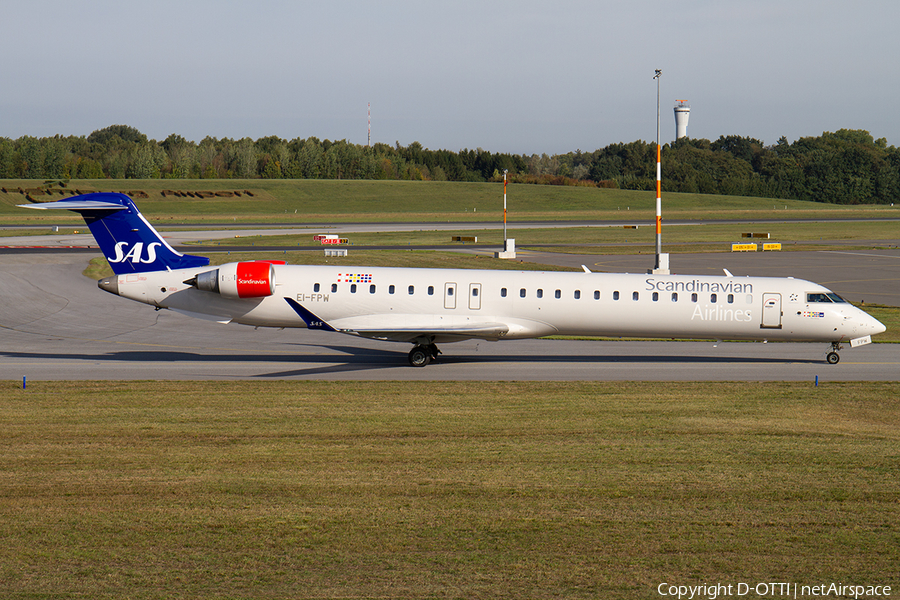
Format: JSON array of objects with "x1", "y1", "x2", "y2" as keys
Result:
[{"x1": 3, "y1": 0, "x2": 899, "y2": 155}]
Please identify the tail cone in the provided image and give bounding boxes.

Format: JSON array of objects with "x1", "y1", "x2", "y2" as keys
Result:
[{"x1": 98, "y1": 276, "x2": 119, "y2": 296}]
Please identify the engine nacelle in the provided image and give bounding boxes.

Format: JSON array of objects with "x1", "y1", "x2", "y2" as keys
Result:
[{"x1": 188, "y1": 261, "x2": 276, "y2": 299}]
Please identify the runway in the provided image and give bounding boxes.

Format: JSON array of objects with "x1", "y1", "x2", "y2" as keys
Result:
[{"x1": 1, "y1": 251, "x2": 897, "y2": 382}]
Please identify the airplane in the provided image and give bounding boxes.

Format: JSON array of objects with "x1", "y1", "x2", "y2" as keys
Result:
[{"x1": 21, "y1": 192, "x2": 886, "y2": 367}]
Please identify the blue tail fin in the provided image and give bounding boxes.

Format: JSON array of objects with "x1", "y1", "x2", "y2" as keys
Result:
[{"x1": 20, "y1": 192, "x2": 210, "y2": 274}]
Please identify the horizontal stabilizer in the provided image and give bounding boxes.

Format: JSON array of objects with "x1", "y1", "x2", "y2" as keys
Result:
[{"x1": 19, "y1": 200, "x2": 129, "y2": 211}]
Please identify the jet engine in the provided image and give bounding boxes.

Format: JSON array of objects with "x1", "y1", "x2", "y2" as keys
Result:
[{"x1": 184, "y1": 261, "x2": 276, "y2": 298}]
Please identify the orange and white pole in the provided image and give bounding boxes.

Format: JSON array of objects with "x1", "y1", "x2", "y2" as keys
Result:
[
  {"x1": 503, "y1": 169, "x2": 508, "y2": 245},
  {"x1": 653, "y1": 69, "x2": 663, "y2": 267},
  {"x1": 656, "y1": 139, "x2": 662, "y2": 251}
]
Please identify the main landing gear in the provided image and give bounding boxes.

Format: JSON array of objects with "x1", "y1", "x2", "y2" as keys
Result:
[
  {"x1": 826, "y1": 342, "x2": 842, "y2": 365},
  {"x1": 408, "y1": 343, "x2": 441, "y2": 367}
]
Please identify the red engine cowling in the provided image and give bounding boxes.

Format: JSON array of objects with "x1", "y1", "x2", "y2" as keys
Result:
[
  {"x1": 221, "y1": 261, "x2": 275, "y2": 298},
  {"x1": 189, "y1": 261, "x2": 276, "y2": 299}
]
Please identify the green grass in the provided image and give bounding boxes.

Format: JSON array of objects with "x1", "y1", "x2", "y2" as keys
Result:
[
  {"x1": 4, "y1": 178, "x2": 900, "y2": 224},
  {"x1": 0, "y1": 381, "x2": 897, "y2": 599},
  {"x1": 191, "y1": 220, "x2": 900, "y2": 252}
]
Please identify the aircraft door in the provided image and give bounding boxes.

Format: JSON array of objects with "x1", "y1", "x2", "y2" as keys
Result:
[
  {"x1": 468, "y1": 283, "x2": 482, "y2": 310},
  {"x1": 444, "y1": 282, "x2": 457, "y2": 309},
  {"x1": 761, "y1": 293, "x2": 782, "y2": 329}
]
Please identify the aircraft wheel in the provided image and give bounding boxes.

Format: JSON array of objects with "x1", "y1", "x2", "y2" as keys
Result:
[
  {"x1": 408, "y1": 346, "x2": 431, "y2": 367},
  {"x1": 826, "y1": 351, "x2": 840, "y2": 365}
]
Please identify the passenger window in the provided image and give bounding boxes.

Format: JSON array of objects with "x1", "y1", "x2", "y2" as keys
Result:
[
  {"x1": 537, "y1": 289, "x2": 543, "y2": 299},
  {"x1": 314, "y1": 283, "x2": 320, "y2": 292},
  {"x1": 691, "y1": 293, "x2": 698, "y2": 302},
  {"x1": 520, "y1": 288, "x2": 526, "y2": 298},
  {"x1": 555, "y1": 289, "x2": 561, "y2": 299},
  {"x1": 447, "y1": 287, "x2": 454, "y2": 296},
  {"x1": 501, "y1": 288, "x2": 507, "y2": 297},
  {"x1": 613, "y1": 291, "x2": 620, "y2": 301},
  {"x1": 472, "y1": 288, "x2": 478, "y2": 297},
  {"x1": 408, "y1": 285, "x2": 414, "y2": 295},
  {"x1": 633, "y1": 291, "x2": 639, "y2": 301},
  {"x1": 652, "y1": 292, "x2": 659, "y2": 302},
  {"x1": 351, "y1": 284, "x2": 357, "y2": 293},
  {"x1": 428, "y1": 286, "x2": 434, "y2": 296},
  {"x1": 671, "y1": 292, "x2": 678, "y2": 302},
  {"x1": 727, "y1": 294, "x2": 734, "y2": 304},
  {"x1": 574, "y1": 290, "x2": 581, "y2": 300},
  {"x1": 710, "y1": 293, "x2": 717, "y2": 303},
  {"x1": 331, "y1": 283, "x2": 338, "y2": 293},
  {"x1": 369, "y1": 284, "x2": 376, "y2": 294},
  {"x1": 389, "y1": 285, "x2": 395, "y2": 294},
  {"x1": 594, "y1": 291, "x2": 600, "y2": 300}
]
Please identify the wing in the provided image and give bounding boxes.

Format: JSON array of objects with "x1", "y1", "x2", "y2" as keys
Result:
[
  {"x1": 349, "y1": 323, "x2": 510, "y2": 343},
  {"x1": 285, "y1": 298, "x2": 509, "y2": 343}
]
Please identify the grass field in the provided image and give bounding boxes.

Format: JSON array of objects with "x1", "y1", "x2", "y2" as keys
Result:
[
  {"x1": 1, "y1": 381, "x2": 897, "y2": 599},
  {"x1": 4, "y1": 178, "x2": 900, "y2": 224},
  {"x1": 190, "y1": 220, "x2": 900, "y2": 253}
]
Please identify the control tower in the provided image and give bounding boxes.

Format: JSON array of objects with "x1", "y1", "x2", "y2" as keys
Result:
[{"x1": 674, "y1": 100, "x2": 690, "y2": 139}]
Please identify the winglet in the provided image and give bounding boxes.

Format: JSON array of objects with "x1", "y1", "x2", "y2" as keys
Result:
[
  {"x1": 285, "y1": 298, "x2": 337, "y2": 331},
  {"x1": 581, "y1": 265, "x2": 592, "y2": 273}
]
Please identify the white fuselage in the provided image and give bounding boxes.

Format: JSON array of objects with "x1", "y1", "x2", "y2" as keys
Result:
[{"x1": 106, "y1": 264, "x2": 885, "y2": 345}]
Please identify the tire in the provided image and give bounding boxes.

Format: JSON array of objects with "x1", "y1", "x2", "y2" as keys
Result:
[
  {"x1": 826, "y1": 352, "x2": 840, "y2": 365},
  {"x1": 408, "y1": 347, "x2": 431, "y2": 367}
]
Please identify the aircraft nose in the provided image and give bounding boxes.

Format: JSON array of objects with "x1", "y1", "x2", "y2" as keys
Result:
[{"x1": 853, "y1": 306, "x2": 887, "y2": 336}]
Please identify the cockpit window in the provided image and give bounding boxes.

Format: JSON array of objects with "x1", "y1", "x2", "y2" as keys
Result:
[{"x1": 807, "y1": 292, "x2": 849, "y2": 303}]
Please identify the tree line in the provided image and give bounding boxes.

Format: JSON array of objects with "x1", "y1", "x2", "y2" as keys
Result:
[{"x1": 1, "y1": 124, "x2": 897, "y2": 204}]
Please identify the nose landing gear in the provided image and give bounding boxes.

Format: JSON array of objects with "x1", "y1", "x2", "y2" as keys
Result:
[
  {"x1": 826, "y1": 342, "x2": 842, "y2": 365},
  {"x1": 408, "y1": 343, "x2": 441, "y2": 367}
]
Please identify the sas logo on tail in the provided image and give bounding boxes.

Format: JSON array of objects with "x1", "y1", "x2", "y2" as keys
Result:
[{"x1": 107, "y1": 242, "x2": 162, "y2": 264}]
